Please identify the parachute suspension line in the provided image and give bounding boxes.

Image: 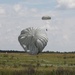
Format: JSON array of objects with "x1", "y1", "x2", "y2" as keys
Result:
[
  {"x1": 45, "y1": 20, "x2": 50, "y2": 31},
  {"x1": 46, "y1": 20, "x2": 50, "y2": 26}
]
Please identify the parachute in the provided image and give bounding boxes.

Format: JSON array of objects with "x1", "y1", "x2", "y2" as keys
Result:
[
  {"x1": 18, "y1": 27, "x2": 48, "y2": 55},
  {"x1": 42, "y1": 16, "x2": 51, "y2": 20},
  {"x1": 42, "y1": 16, "x2": 51, "y2": 31}
]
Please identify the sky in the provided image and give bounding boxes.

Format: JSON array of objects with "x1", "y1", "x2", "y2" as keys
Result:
[{"x1": 0, "y1": 0, "x2": 75, "y2": 52}]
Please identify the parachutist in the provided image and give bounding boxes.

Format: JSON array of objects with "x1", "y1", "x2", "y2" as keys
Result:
[{"x1": 46, "y1": 29, "x2": 48, "y2": 31}]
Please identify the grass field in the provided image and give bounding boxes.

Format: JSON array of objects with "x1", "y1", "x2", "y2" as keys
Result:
[{"x1": 0, "y1": 52, "x2": 75, "y2": 75}]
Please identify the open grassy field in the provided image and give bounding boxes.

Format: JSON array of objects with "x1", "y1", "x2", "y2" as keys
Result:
[{"x1": 0, "y1": 52, "x2": 75, "y2": 75}]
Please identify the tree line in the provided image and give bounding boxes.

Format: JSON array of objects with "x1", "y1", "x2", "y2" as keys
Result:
[{"x1": 0, "y1": 50, "x2": 75, "y2": 53}]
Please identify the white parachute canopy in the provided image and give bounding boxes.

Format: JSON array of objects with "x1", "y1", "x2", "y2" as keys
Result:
[{"x1": 18, "y1": 27, "x2": 48, "y2": 55}]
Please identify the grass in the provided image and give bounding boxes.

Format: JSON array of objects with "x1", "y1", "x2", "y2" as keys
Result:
[{"x1": 0, "y1": 52, "x2": 75, "y2": 75}]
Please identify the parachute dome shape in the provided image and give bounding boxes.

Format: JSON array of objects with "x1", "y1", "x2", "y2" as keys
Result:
[
  {"x1": 18, "y1": 27, "x2": 48, "y2": 55},
  {"x1": 42, "y1": 16, "x2": 51, "y2": 20}
]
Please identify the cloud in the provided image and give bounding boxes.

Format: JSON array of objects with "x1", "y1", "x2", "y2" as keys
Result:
[
  {"x1": 56, "y1": 0, "x2": 75, "y2": 9},
  {"x1": 13, "y1": 5, "x2": 29, "y2": 17},
  {"x1": 13, "y1": 4, "x2": 22, "y2": 12},
  {"x1": 30, "y1": 8, "x2": 38, "y2": 13},
  {"x1": 0, "y1": 6, "x2": 6, "y2": 15},
  {"x1": 63, "y1": 34, "x2": 69, "y2": 41},
  {"x1": 0, "y1": 23, "x2": 2, "y2": 28}
]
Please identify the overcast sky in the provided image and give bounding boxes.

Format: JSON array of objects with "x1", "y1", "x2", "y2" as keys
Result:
[{"x1": 0, "y1": 0, "x2": 75, "y2": 52}]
